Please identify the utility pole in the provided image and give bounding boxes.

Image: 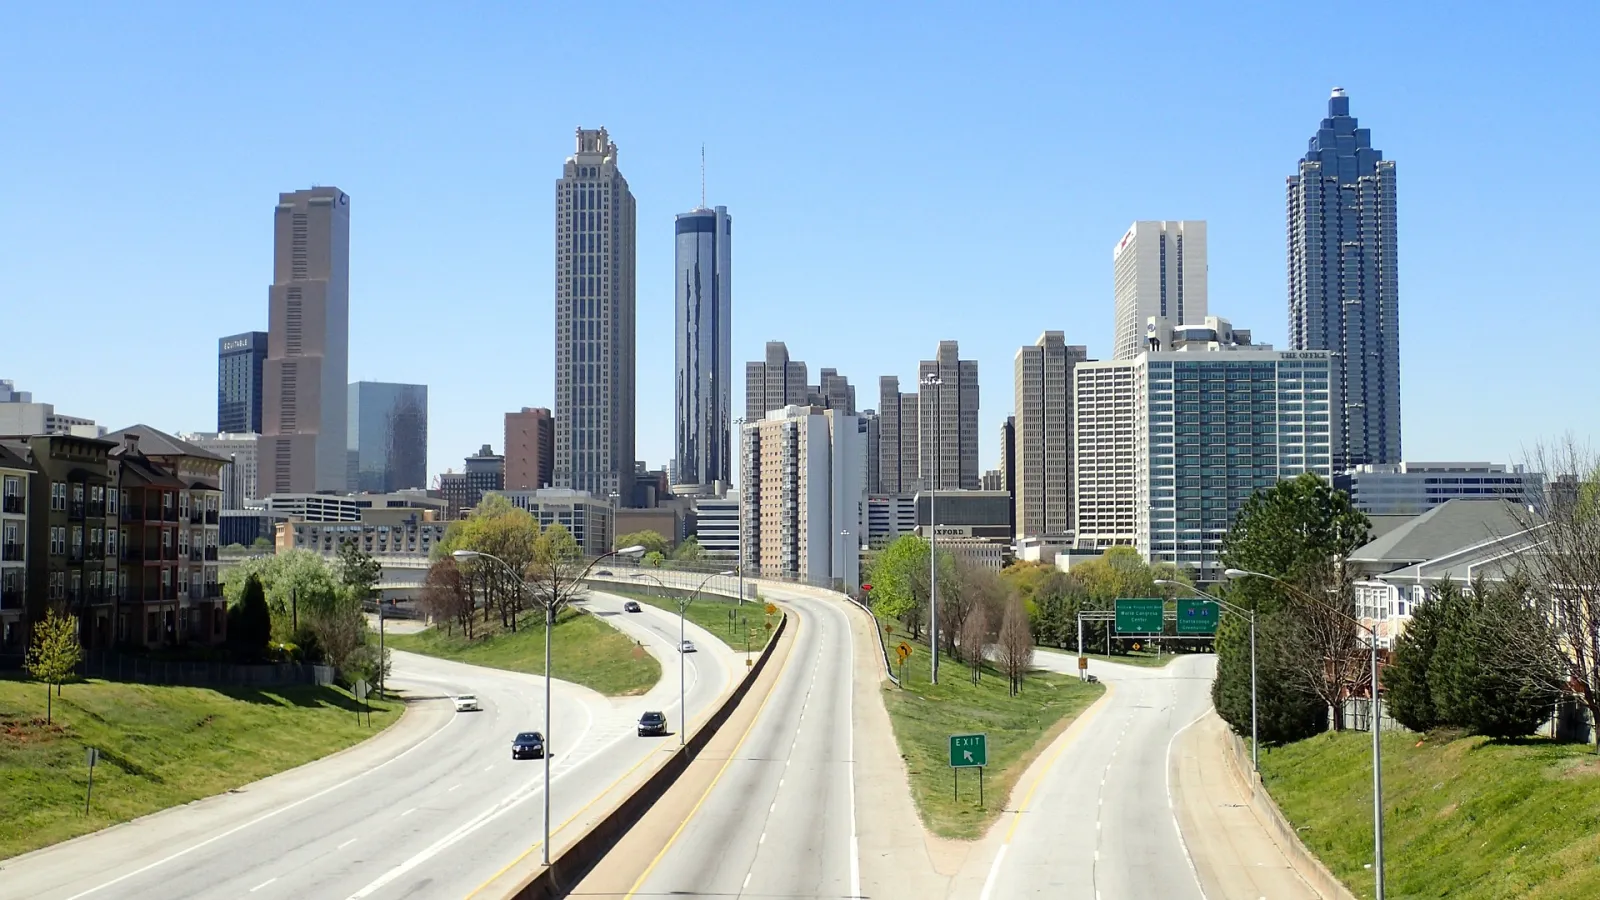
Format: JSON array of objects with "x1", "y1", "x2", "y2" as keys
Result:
[{"x1": 924, "y1": 373, "x2": 942, "y2": 685}]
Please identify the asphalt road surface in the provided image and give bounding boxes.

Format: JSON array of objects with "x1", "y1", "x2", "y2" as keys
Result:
[
  {"x1": 970, "y1": 651, "x2": 1216, "y2": 900},
  {"x1": 0, "y1": 591, "x2": 736, "y2": 900},
  {"x1": 624, "y1": 581, "x2": 862, "y2": 900}
]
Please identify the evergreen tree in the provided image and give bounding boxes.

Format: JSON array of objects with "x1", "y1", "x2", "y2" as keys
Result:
[
  {"x1": 1386, "y1": 583, "x2": 1446, "y2": 732},
  {"x1": 228, "y1": 573, "x2": 273, "y2": 661},
  {"x1": 1431, "y1": 579, "x2": 1556, "y2": 739}
]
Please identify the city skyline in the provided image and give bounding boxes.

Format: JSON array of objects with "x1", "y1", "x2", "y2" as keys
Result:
[{"x1": 5, "y1": 7, "x2": 1595, "y2": 478}]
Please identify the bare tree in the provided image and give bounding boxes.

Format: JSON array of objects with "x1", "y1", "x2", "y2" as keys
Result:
[
  {"x1": 997, "y1": 597, "x2": 1034, "y2": 696},
  {"x1": 420, "y1": 558, "x2": 472, "y2": 638},
  {"x1": 316, "y1": 601, "x2": 368, "y2": 679},
  {"x1": 1506, "y1": 437, "x2": 1600, "y2": 750},
  {"x1": 1273, "y1": 562, "x2": 1370, "y2": 731},
  {"x1": 962, "y1": 603, "x2": 989, "y2": 685}
]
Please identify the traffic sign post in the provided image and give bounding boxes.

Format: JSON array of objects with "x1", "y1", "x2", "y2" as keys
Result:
[
  {"x1": 1177, "y1": 599, "x2": 1220, "y2": 635},
  {"x1": 949, "y1": 733, "x2": 988, "y2": 807},
  {"x1": 85, "y1": 747, "x2": 98, "y2": 815},
  {"x1": 1114, "y1": 598, "x2": 1164, "y2": 634}
]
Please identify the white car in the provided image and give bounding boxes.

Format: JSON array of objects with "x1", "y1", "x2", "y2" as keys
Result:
[
  {"x1": 454, "y1": 694, "x2": 480, "y2": 712},
  {"x1": 679, "y1": 640, "x2": 697, "y2": 654}
]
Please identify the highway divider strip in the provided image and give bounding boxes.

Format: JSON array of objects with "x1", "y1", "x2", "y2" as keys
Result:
[{"x1": 499, "y1": 610, "x2": 792, "y2": 900}]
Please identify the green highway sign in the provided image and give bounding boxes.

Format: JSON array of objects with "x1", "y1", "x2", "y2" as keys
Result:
[
  {"x1": 949, "y1": 733, "x2": 988, "y2": 768},
  {"x1": 1115, "y1": 598, "x2": 1164, "y2": 634},
  {"x1": 1177, "y1": 599, "x2": 1220, "y2": 635}
]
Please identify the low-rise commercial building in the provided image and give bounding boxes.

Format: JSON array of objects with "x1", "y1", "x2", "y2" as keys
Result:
[
  {"x1": 691, "y1": 492, "x2": 740, "y2": 561},
  {"x1": 495, "y1": 488, "x2": 615, "y2": 557},
  {"x1": 915, "y1": 489, "x2": 1013, "y2": 571},
  {"x1": 278, "y1": 518, "x2": 447, "y2": 557},
  {"x1": 259, "y1": 491, "x2": 445, "y2": 523},
  {"x1": 1335, "y1": 462, "x2": 1541, "y2": 515}
]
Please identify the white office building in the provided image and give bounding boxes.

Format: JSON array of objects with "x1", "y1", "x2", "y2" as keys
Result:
[
  {"x1": 495, "y1": 488, "x2": 615, "y2": 557},
  {"x1": 1075, "y1": 316, "x2": 1334, "y2": 578},
  {"x1": 0, "y1": 379, "x2": 101, "y2": 437},
  {"x1": 739, "y1": 406, "x2": 867, "y2": 592},
  {"x1": 691, "y1": 491, "x2": 740, "y2": 561},
  {"x1": 1112, "y1": 221, "x2": 1207, "y2": 361},
  {"x1": 179, "y1": 432, "x2": 260, "y2": 509},
  {"x1": 1334, "y1": 462, "x2": 1541, "y2": 515}
]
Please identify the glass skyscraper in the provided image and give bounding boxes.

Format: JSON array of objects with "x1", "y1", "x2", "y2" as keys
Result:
[
  {"x1": 346, "y1": 381, "x2": 428, "y2": 493},
  {"x1": 217, "y1": 331, "x2": 267, "y2": 434},
  {"x1": 672, "y1": 205, "x2": 732, "y2": 487},
  {"x1": 1288, "y1": 87, "x2": 1401, "y2": 467}
]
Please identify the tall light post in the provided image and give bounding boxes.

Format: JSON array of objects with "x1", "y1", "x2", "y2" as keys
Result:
[
  {"x1": 452, "y1": 543, "x2": 644, "y2": 866},
  {"x1": 630, "y1": 569, "x2": 733, "y2": 745},
  {"x1": 1225, "y1": 566, "x2": 1384, "y2": 900},
  {"x1": 1156, "y1": 579, "x2": 1257, "y2": 772},
  {"x1": 921, "y1": 373, "x2": 943, "y2": 684},
  {"x1": 733, "y1": 416, "x2": 748, "y2": 605}
]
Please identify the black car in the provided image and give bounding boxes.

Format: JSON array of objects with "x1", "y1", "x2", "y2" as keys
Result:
[
  {"x1": 623, "y1": 600, "x2": 642, "y2": 613},
  {"x1": 595, "y1": 569, "x2": 613, "y2": 577},
  {"x1": 511, "y1": 731, "x2": 545, "y2": 760},
  {"x1": 637, "y1": 711, "x2": 668, "y2": 737}
]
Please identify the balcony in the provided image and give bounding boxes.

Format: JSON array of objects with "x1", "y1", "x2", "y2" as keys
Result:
[
  {"x1": 204, "y1": 547, "x2": 218, "y2": 561},
  {"x1": 86, "y1": 546, "x2": 105, "y2": 561},
  {"x1": 1, "y1": 495, "x2": 23, "y2": 514},
  {"x1": 188, "y1": 548, "x2": 202, "y2": 562},
  {"x1": 1, "y1": 543, "x2": 21, "y2": 562},
  {"x1": 69, "y1": 501, "x2": 86, "y2": 520},
  {"x1": 125, "y1": 546, "x2": 145, "y2": 563},
  {"x1": 122, "y1": 507, "x2": 138, "y2": 522},
  {"x1": 205, "y1": 511, "x2": 218, "y2": 525},
  {"x1": 204, "y1": 584, "x2": 223, "y2": 599},
  {"x1": 189, "y1": 510, "x2": 204, "y2": 524},
  {"x1": 163, "y1": 507, "x2": 179, "y2": 522},
  {"x1": 162, "y1": 546, "x2": 179, "y2": 561},
  {"x1": 87, "y1": 501, "x2": 105, "y2": 518},
  {"x1": 68, "y1": 547, "x2": 85, "y2": 564}
]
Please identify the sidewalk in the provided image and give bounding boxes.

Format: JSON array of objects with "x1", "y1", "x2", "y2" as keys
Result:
[{"x1": 1170, "y1": 712, "x2": 1322, "y2": 900}]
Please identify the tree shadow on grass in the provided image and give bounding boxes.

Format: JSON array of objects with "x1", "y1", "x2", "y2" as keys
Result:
[{"x1": 206, "y1": 684, "x2": 372, "y2": 714}]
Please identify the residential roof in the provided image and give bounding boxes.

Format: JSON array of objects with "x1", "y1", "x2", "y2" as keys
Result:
[
  {"x1": 1349, "y1": 499, "x2": 1532, "y2": 570},
  {"x1": 0, "y1": 440, "x2": 31, "y2": 471},
  {"x1": 1365, "y1": 514, "x2": 1415, "y2": 542},
  {"x1": 104, "y1": 424, "x2": 227, "y2": 464}
]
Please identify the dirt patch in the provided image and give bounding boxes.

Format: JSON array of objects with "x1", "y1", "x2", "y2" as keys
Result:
[
  {"x1": 1, "y1": 715, "x2": 66, "y2": 744},
  {"x1": 1436, "y1": 801, "x2": 1458, "y2": 818},
  {"x1": 1556, "y1": 757, "x2": 1600, "y2": 781}
]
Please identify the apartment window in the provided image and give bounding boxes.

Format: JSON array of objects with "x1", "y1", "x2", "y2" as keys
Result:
[
  {"x1": 51, "y1": 482, "x2": 66, "y2": 511},
  {"x1": 107, "y1": 529, "x2": 117, "y2": 557},
  {"x1": 162, "y1": 530, "x2": 171, "y2": 550},
  {"x1": 72, "y1": 483, "x2": 84, "y2": 506},
  {"x1": 49, "y1": 571, "x2": 64, "y2": 599},
  {"x1": 50, "y1": 526, "x2": 65, "y2": 555},
  {"x1": 179, "y1": 493, "x2": 189, "y2": 517}
]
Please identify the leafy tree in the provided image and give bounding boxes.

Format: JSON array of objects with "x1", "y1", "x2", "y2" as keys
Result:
[
  {"x1": 616, "y1": 530, "x2": 672, "y2": 557},
  {"x1": 642, "y1": 550, "x2": 666, "y2": 568},
  {"x1": 527, "y1": 524, "x2": 587, "y2": 624},
  {"x1": 1386, "y1": 582, "x2": 1448, "y2": 732},
  {"x1": 250, "y1": 536, "x2": 273, "y2": 551},
  {"x1": 227, "y1": 574, "x2": 273, "y2": 662},
  {"x1": 420, "y1": 557, "x2": 473, "y2": 638},
  {"x1": 336, "y1": 540, "x2": 382, "y2": 605},
  {"x1": 224, "y1": 549, "x2": 346, "y2": 641},
  {"x1": 866, "y1": 535, "x2": 954, "y2": 639},
  {"x1": 26, "y1": 609, "x2": 81, "y2": 723},
  {"x1": 1213, "y1": 474, "x2": 1369, "y2": 743},
  {"x1": 671, "y1": 536, "x2": 706, "y2": 562}
]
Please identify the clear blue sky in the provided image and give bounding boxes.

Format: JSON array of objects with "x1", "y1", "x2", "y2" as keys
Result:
[{"x1": 3, "y1": 3, "x2": 1595, "y2": 481}]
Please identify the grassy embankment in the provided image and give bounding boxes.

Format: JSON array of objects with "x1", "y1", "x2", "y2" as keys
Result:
[
  {"x1": 599, "y1": 588, "x2": 781, "y2": 657},
  {"x1": 1262, "y1": 729, "x2": 1600, "y2": 899},
  {"x1": 386, "y1": 607, "x2": 660, "y2": 696},
  {"x1": 0, "y1": 677, "x2": 397, "y2": 859},
  {"x1": 878, "y1": 622, "x2": 1105, "y2": 839}
]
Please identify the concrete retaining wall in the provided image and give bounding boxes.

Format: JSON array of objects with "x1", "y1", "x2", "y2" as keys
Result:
[
  {"x1": 505, "y1": 611, "x2": 791, "y2": 899},
  {"x1": 1220, "y1": 726, "x2": 1358, "y2": 900}
]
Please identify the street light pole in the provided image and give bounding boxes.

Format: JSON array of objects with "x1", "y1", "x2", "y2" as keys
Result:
[
  {"x1": 1226, "y1": 567, "x2": 1383, "y2": 900},
  {"x1": 454, "y1": 543, "x2": 644, "y2": 866},
  {"x1": 631, "y1": 569, "x2": 732, "y2": 745},
  {"x1": 923, "y1": 373, "x2": 942, "y2": 684},
  {"x1": 1158, "y1": 579, "x2": 1257, "y2": 772}
]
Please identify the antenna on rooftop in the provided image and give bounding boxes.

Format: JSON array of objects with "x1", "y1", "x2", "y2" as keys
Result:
[{"x1": 701, "y1": 143, "x2": 706, "y2": 208}]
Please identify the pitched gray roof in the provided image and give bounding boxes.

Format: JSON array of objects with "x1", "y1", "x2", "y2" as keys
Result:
[
  {"x1": 104, "y1": 424, "x2": 227, "y2": 463},
  {"x1": 1349, "y1": 499, "x2": 1532, "y2": 569}
]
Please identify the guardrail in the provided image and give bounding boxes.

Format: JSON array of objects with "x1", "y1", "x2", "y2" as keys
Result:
[{"x1": 505, "y1": 611, "x2": 791, "y2": 899}]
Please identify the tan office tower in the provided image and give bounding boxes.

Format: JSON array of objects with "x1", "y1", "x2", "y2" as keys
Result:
[
  {"x1": 744, "y1": 341, "x2": 808, "y2": 422},
  {"x1": 504, "y1": 407, "x2": 554, "y2": 490},
  {"x1": 917, "y1": 341, "x2": 979, "y2": 491},
  {"x1": 261, "y1": 187, "x2": 350, "y2": 495},
  {"x1": 554, "y1": 128, "x2": 637, "y2": 504},
  {"x1": 1112, "y1": 220, "x2": 1207, "y2": 360},
  {"x1": 876, "y1": 376, "x2": 919, "y2": 494},
  {"x1": 1014, "y1": 332, "x2": 1088, "y2": 538}
]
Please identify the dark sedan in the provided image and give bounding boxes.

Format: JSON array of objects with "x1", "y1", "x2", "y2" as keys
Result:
[
  {"x1": 637, "y1": 711, "x2": 668, "y2": 737},
  {"x1": 511, "y1": 731, "x2": 545, "y2": 760},
  {"x1": 623, "y1": 600, "x2": 642, "y2": 613}
]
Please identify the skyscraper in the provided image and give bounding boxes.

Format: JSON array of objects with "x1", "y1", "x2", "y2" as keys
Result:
[
  {"x1": 217, "y1": 332, "x2": 267, "y2": 434},
  {"x1": 261, "y1": 187, "x2": 350, "y2": 495},
  {"x1": 1112, "y1": 221, "x2": 1207, "y2": 361},
  {"x1": 1014, "y1": 332, "x2": 1087, "y2": 538},
  {"x1": 876, "y1": 376, "x2": 919, "y2": 495},
  {"x1": 504, "y1": 407, "x2": 554, "y2": 490},
  {"x1": 555, "y1": 128, "x2": 637, "y2": 504},
  {"x1": 673, "y1": 205, "x2": 732, "y2": 487},
  {"x1": 347, "y1": 382, "x2": 428, "y2": 493},
  {"x1": 1288, "y1": 87, "x2": 1400, "y2": 467},
  {"x1": 917, "y1": 341, "x2": 980, "y2": 491},
  {"x1": 744, "y1": 342, "x2": 809, "y2": 423},
  {"x1": 814, "y1": 369, "x2": 857, "y2": 415}
]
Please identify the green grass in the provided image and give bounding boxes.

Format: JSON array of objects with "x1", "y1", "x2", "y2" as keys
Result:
[
  {"x1": 386, "y1": 608, "x2": 661, "y2": 696},
  {"x1": 0, "y1": 676, "x2": 397, "y2": 860},
  {"x1": 600, "y1": 588, "x2": 780, "y2": 656},
  {"x1": 1261, "y1": 729, "x2": 1600, "y2": 900},
  {"x1": 880, "y1": 624, "x2": 1105, "y2": 839}
]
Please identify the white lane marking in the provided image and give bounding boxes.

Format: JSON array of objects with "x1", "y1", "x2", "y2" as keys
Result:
[
  {"x1": 759, "y1": 832, "x2": 767, "y2": 845},
  {"x1": 977, "y1": 844, "x2": 1009, "y2": 900},
  {"x1": 64, "y1": 708, "x2": 461, "y2": 900},
  {"x1": 1166, "y1": 708, "x2": 1213, "y2": 900},
  {"x1": 337, "y1": 838, "x2": 358, "y2": 850},
  {"x1": 448, "y1": 783, "x2": 461, "y2": 792},
  {"x1": 483, "y1": 765, "x2": 495, "y2": 773},
  {"x1": 400, "y1": 807, "x2": 417, "y2": 817},
  {"x1": 769, "y1": 802, "x2": 777, "y2": 813},
  {"x1": 743, "y1": 872, "x2": 753, "y2": 889},
  {"x1": 842, "y1": 600, "x2": 862, "y2": 900},
  {"x1": 249, "y1": 877, "x2": 277, "y2": 892}
]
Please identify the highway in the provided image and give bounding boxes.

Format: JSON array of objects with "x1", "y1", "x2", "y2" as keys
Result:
[
  {"x1": 0, "y1": 591, "x2": 737, "y2": 900},
  {"x1": 623, "y1": 581, "x2": 862, "y2": 900},
  {"x1": 964, "y1": 651, "x2": 1216, "y2": 900}
]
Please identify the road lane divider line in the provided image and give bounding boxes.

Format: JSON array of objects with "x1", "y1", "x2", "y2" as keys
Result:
[
  {"x1": 337, "y1": 839, "x2": 357, "y2": 850},
  {"x1": 622, "y1": 604, "x2": 806, "y2": 899},
  {"x1": 1165, "y1": 707, "x2": 1213, "y2": 900},
  {"x1": 63, "y1": 703, "x2": 461, "y2": 900},
  {"x1": 248, "y1": 877, "x2": 277, "y2": 892}
]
